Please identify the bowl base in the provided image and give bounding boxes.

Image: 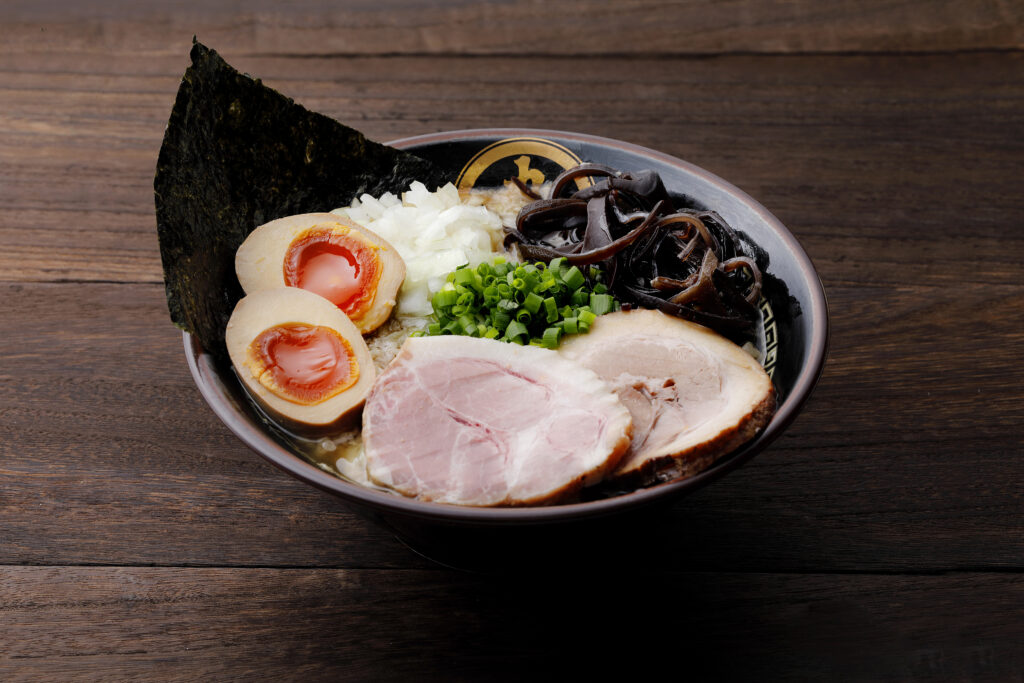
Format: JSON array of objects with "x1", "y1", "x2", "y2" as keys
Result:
[{"x1": 377, "y1": 504, "x2": 676, "y2": 574}]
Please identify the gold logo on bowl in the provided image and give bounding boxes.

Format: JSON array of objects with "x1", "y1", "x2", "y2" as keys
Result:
[{"x1": 456, "y1": 137, "x2": 592, "y2": 192}]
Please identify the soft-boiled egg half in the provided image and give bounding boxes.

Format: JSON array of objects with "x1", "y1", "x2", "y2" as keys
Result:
[
  {"x1": 226, "y1": 287, "x2": 376, "y2": 431},
  {"x1": 235, "y1": 213, "x2": 405, "y2": 334}
]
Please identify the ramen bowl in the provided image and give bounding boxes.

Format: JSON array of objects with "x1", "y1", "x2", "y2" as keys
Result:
[{"x1": 184, "y1": 129, "x2": 828, "y2": 570}]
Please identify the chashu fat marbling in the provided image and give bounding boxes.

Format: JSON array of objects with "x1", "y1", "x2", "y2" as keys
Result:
[
  {"x1": 361, "y1": 335, "x2": 633, "y2": 506},
  {"x1": 558, "y1": 309, "x2": 776, "y2": 488}
]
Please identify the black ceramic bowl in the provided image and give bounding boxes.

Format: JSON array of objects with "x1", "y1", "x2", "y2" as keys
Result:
[{"x1": 185, "y1": 129, "x2": 828, "y2": 569}]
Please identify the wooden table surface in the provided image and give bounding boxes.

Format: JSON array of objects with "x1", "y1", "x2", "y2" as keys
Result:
[{"x1": 2, "y1": 2, "x2": 1022, "y2": 680}]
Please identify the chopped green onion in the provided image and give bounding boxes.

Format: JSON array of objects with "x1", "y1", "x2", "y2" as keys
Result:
[
  {"x1": 423, "y1": 256, "x2": 619, "y2": 348},
  {"x1": 458, "y1": 315, "x2": 477, "y2": 335},
  {"x1": 433, "y1": 289, "x2": 458, "y2": 309},
  {"x1": 504, "y1": 320, "x2": 528, "y2": 342},
  {"x1": 590, "y1": 293, "x2": 616, "y2": 315},
  {"x1": 543, "y1": 297, "x2": 558, "y2": 323},
  {"x1": 541, "y1": 326, "x2": 562, "y2": 348},
  {"x1": 454, "y1": 267, "x2": 477, "y2": 287},
  {"x1": 523, "y1": 292, "x2": 543, "y2": 314},
  {"x1": 491, "y1": 310, "x2": 512, "y2": 332},
  {"x1": 563, "y1": 265, "x2": 585, "y2": 290}
]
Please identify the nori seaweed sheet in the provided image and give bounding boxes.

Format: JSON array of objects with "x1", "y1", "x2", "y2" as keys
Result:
[{"x1": 155, "y1": 40, "x2": 449, "y2": 359}]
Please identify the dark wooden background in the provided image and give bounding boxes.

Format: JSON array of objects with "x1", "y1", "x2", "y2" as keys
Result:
[{"x1": 2, "y1": 1, "x2": 1022, "y2": 680}]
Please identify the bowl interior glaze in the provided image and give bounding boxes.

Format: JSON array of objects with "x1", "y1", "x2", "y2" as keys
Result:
[{"x1": 184, "y1": 129, "x2": 828, "y2": 535}]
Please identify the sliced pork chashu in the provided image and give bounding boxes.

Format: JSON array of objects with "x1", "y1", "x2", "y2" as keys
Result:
[
  {"x1": 362, "y1": 336, "x2": 632, "y2": 507},
  {"x1": 559, "y1": 309, "x2": 776, "y2": 488}
]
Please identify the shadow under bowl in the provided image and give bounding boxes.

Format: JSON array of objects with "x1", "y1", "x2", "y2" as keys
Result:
[{"x1": 184, "y1": 129, "x2": 829, "y2": 571}]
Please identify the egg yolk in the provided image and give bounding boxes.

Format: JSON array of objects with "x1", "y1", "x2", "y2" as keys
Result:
[
  {"x1": 284, "y1": 226, "x2": 380, "y2": 322},
  {"x1": 247, "y1": 323, "x2": 359, "y2": 405}
]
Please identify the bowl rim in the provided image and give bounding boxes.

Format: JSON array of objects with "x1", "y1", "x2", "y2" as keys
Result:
[{"x1": 184, "y1": 127, "x2": 829, "y2": 525}]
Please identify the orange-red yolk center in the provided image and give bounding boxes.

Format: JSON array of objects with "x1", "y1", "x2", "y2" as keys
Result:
[
  {"x1": 247, "y1": 323, "x2": 359, "y2": 405},
  {"x1": 283, "y1": 227, "x2": 380, "y2": 321}
]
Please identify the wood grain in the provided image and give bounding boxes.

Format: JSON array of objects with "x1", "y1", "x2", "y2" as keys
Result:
[
  {"x1": 1, "y1": 5, "x2": 1022, "y2": 679},
  {"x1": 1, "y1": 282, "x2": 1020, "y2": 571},
  {"x1": 1, "y1": 566, "x2": 1021, "y2": 681},
  {"x1": 2, "y1": 0, "x2": 1022, "y2": 58},
  {"x1": 1, "y1": 51, "x2": 1022, "y2": 285}
]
